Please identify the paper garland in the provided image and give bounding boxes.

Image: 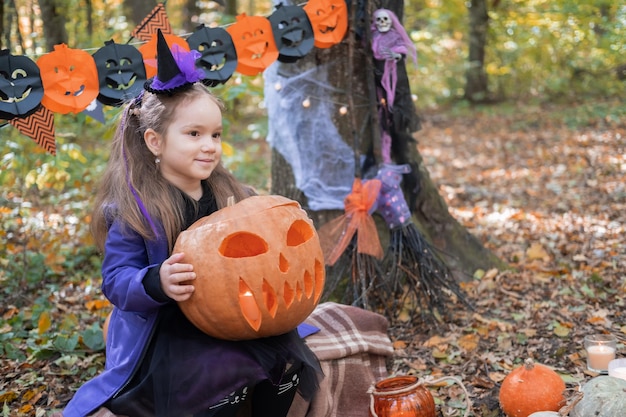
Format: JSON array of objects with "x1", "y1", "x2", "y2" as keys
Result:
[{"x1": 0, "y1": 1, "x2": 348, "y2": 155}]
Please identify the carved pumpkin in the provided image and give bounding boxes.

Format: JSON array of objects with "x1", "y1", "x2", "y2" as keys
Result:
[
  {"x1": 93, "y1": 40, "x2": 147, "y2": 106},
  {"x1": 174, "y1": 195, "x2": 325, "y2": 341},
  {"x1": 186, "y1": 24, "x2": 238, "y2": 87},
  {"x1": 268, "y1": 4, "x2": 315, "y2": 63},
  {"x1": 303, "y1": 0, "x2": 348, "y2": 49},
  {"x1": 0, "y1": 50, "x2": 44, "y2": 119},
  {"x1": 571, "y1": 376, "x2": 626, "y2": 417},
  {"x1": 139, "y1": 33, "x2": 190, "y2": 79},
  {"x1": 227, "y1": 13, "x2": 279, "y2": 76},
  {"x1": 37, "y1": 44, "x2": 99, "y2": 114},
  {"x1": 499, "y1": 359, "x2": 566, "y2": 417}
]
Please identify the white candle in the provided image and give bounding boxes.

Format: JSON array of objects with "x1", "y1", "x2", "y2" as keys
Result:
[
  {"x1": 587, "y1": 345, "x2": 616, "y2": 371},
  {"x1": 609, "y1": 366, "x2": 626, "y2": 381}
]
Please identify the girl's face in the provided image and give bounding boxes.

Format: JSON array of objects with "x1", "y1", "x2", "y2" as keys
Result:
[{"x1": 145, "y1": 93, "x2": 223, "y2": 199}]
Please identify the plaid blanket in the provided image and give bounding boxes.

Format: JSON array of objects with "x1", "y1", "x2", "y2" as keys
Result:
[{"x1": 287, "y1": 302, "x2": 394, "y2": 417}]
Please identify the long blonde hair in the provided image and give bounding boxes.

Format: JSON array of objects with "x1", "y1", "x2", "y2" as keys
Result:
[{"x1": 91, "y1": 83, "x2": 250, "y2": 252}]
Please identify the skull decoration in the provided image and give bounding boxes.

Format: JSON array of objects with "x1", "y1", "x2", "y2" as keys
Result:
[
  {"x1": 374, "y1": 9, "x2": 392, "y2": 33},
  {"x1": 93, "y1": 40, "x2": 147, "y2": 106},
  {"x1": 268, "y1": 4, "x2": 315, "y2": 63},
  {"x1": 174, "y1": 195, "x2": 326, "y2": 341},
  {"x1": 37, "y1": 44, "x2": 99, "y2": 114},
  {"x1": 186, "y1": 24, "x2": 238, "y2": 87},
  {"x1": 0, "y1": 50, "x2": 44, "y2": 119}
]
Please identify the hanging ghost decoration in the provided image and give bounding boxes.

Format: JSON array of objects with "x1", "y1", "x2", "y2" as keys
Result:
[
  {"x1": 139, "y1": 32, "x2": 190, "y2": 79},
  {"x1": 186, "y1": 24, "x2": 238, "y2": 87},
  {"x1": 370, "y1": 8, "x2": 417, "y2": 110},
  {"x1": 92, "y1": 40, "x2": 147, "y2": 106},
  {"x1": 227, "y1": 13, "x2": 279, "y2": 76},
  {"x1": 268, "y1": 4, "x2": 315, "y2": 63},
  {"x1": 37, "y1": 44, "x2": 99, "y2": 114},
  {"x1": 303, "y1": 0, "x2": 348, "y2": 48},
  {"x1": 0, "y1": 50, "x2": 44, "y2": 119}
]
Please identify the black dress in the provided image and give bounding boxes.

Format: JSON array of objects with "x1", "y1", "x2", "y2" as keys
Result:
[{"x1": 108, "y1": 182, "x2": 321, "y2": 417}]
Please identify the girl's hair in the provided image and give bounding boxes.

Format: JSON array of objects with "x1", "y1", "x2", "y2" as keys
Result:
[{"x1": 91, "y1": 83, "x2": 250, "y2": 251}]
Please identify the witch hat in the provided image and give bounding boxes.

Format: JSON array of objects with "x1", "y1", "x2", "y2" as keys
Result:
[{"x1": 144, "y1": 29, "x2": 204, "y2": 95}]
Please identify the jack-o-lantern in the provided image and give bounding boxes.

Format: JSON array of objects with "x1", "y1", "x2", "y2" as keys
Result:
[
  {"x1": 37, "y1": 44, "x2": 99, "y2": 114},
  {"x1": 174, "y1": 195, "x2": 326, "y2": 341},
  {"x1": 186, "y1": 25, "x2": 237, "y2": 87},
  {"x1": 93, "y1": 40, "x2": 147, "y2": 106},
  {"x1": 227, "y1": 13, "x2": 279, "y2": 76},
  {"x1": 139, "y1": 33, "x2": 190, "y2": 79},
  {"x1": 0, "y1": 50, "x2": 44, "y2": 119},
  {"x1": 268, "y1": 4, "x2": 315, "y2": 63},
  {"x1": 303, "y1": 0, "x2": 348, "y2": 49}
]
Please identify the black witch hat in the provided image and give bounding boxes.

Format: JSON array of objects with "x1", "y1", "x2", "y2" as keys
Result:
[{"x1": 144, "y1": 29, "x2": 205, "y2": 95}]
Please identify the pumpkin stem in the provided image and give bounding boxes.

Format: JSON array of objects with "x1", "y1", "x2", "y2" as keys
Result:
[{"x1": 524, "y1": 357, "x2": 535, "y2": 370}]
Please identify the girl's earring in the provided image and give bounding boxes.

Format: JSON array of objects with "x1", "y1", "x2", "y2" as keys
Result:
[{"x1": 155, "y1": 157, "x2": 161, "y2": 166}]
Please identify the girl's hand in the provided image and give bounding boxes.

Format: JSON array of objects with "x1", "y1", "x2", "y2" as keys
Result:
[{"x1": 159, "y1": 252, "x2": 196, "y2": 301}]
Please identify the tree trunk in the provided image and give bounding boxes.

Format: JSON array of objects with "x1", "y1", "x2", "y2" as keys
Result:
[
  {"x1": 464, "y1": 0, "x2": 489, "y2": 102},
  {"x1": 37, "y1": 0, "x2": 68, "y2": 51},
  {"x1": 269, "y1": 0, "x2": 503, "y2": 285}
]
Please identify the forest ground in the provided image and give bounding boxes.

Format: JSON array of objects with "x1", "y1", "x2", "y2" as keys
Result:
[
  {"x1": 387, "y1": 101, "x2": 625, "y2": 416},
  {"x1": 1, "y1": 101, "x2": 625, "y2": 416}
]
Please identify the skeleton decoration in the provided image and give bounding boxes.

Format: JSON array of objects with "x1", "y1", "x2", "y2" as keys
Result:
[{"x1": 370, "y1": 8, "x2": 416, "y2": 110}]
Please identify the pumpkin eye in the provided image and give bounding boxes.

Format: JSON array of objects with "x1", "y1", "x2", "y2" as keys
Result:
[
  {"x1": 286, "y1": 219, "x2": 314, "y2": 246},
  {"x1": 219, "y1": 232, "x2": 268, "y2": 258},
  {"x1": 105, "y1": 59, "x2": 118, "y2": 69},
  {"x1": 11, "y1": 69, "x2": 27, "y2": 79},
  {"x1": 119, "y1": 58, "x2": 131, "y2": 67}
]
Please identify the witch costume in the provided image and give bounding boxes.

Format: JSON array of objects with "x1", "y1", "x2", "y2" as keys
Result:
[{"x1": 58, "y1": 31, "x2": 321, "y2": 417}]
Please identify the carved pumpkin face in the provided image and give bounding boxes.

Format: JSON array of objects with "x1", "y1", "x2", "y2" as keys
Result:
[
  {"x1": 269, "y1": 4, "x2": 315, "y2": 63},
  {"x1": 139, "y1": 33, "x2": 190, "y2": 79},
  {"x1": 174, "y1": 195, "x2": 326, "y2": 341},
  {"x1": 0, "y1": 50, "x2": 44, "y2": 119},
  {"x1": 37, "y1": 44, "x2": 99, "y2": 114},
  {"x1": 93, "y1": 40, "x2": 147, "y2": 106},
  {"x1": 303, "y1": 0, "x2": 348, "y2": 48},
  {"x1": 227, "y1": 13, "x2": 279, "y2": 76},
  {"x1": 187, "y1": 25, "x2": 238, "y2": 87}
]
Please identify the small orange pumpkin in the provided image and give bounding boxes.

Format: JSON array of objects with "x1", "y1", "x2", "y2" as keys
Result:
[
  {"x1": 499, "y1": 358, "x2": 566, "y2": 417},
  {"x1": 174, "y1": 195, "x2": 325, "y2": 341}
]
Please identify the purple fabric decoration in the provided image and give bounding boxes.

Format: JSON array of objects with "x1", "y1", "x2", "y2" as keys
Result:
[
  {"x1": 371, "y1": 9, "x2": 417, "y2": 110},
  {"x1": 149, "y1": 45, "x2": 204, "y2": 91},
  {"x1": 376, "y1": 163, "x2": 412, "y2": 229}
]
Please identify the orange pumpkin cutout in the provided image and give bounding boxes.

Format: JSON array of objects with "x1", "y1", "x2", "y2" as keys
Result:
[
  {"x1": 174, "y1": 195, "x2": 325, "y2": 341},
  {"x1": 303, "y1": 0, "x2": 348, "y2": 49},
  {"x1": 227, "y1": 13, "x2": 279, "y2": 76},
  {"x1": 139, "y1": 33, "x2": 190, "y2": 79},
  {"x1": 37, "y1": 44, "x2": 99, "y2": 114}
]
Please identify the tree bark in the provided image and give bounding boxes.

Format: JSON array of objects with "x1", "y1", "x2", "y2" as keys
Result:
[
  {"x1": 464, "y1": 0, "x2": 489, "y2": 102},
  {"x1": 37, "y1": 0, "x2": 68, "y2": 51},
  {"x1": 270, "y1": 0, "x2": 504, "y2": 282}
]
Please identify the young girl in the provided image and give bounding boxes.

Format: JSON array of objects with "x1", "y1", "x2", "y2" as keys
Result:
[{"x1": 57, "y1": 32, "x2": 321, "y2": 417}]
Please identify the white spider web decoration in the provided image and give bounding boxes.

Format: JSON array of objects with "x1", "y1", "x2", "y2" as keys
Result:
[{"x1": 264, "y1": 61, "x2": 355, "y2": 211}]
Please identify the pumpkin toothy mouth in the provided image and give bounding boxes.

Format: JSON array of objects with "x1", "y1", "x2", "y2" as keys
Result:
[
  {"x1": 106, "y1": 74, "x2": 137, "y2": 91},
  {"x1": 65, "y1": 84, "x2": 85, "y2": 97},
  {"x1": 0, "y1": 87, "x2": 32, "y2": 103}
]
